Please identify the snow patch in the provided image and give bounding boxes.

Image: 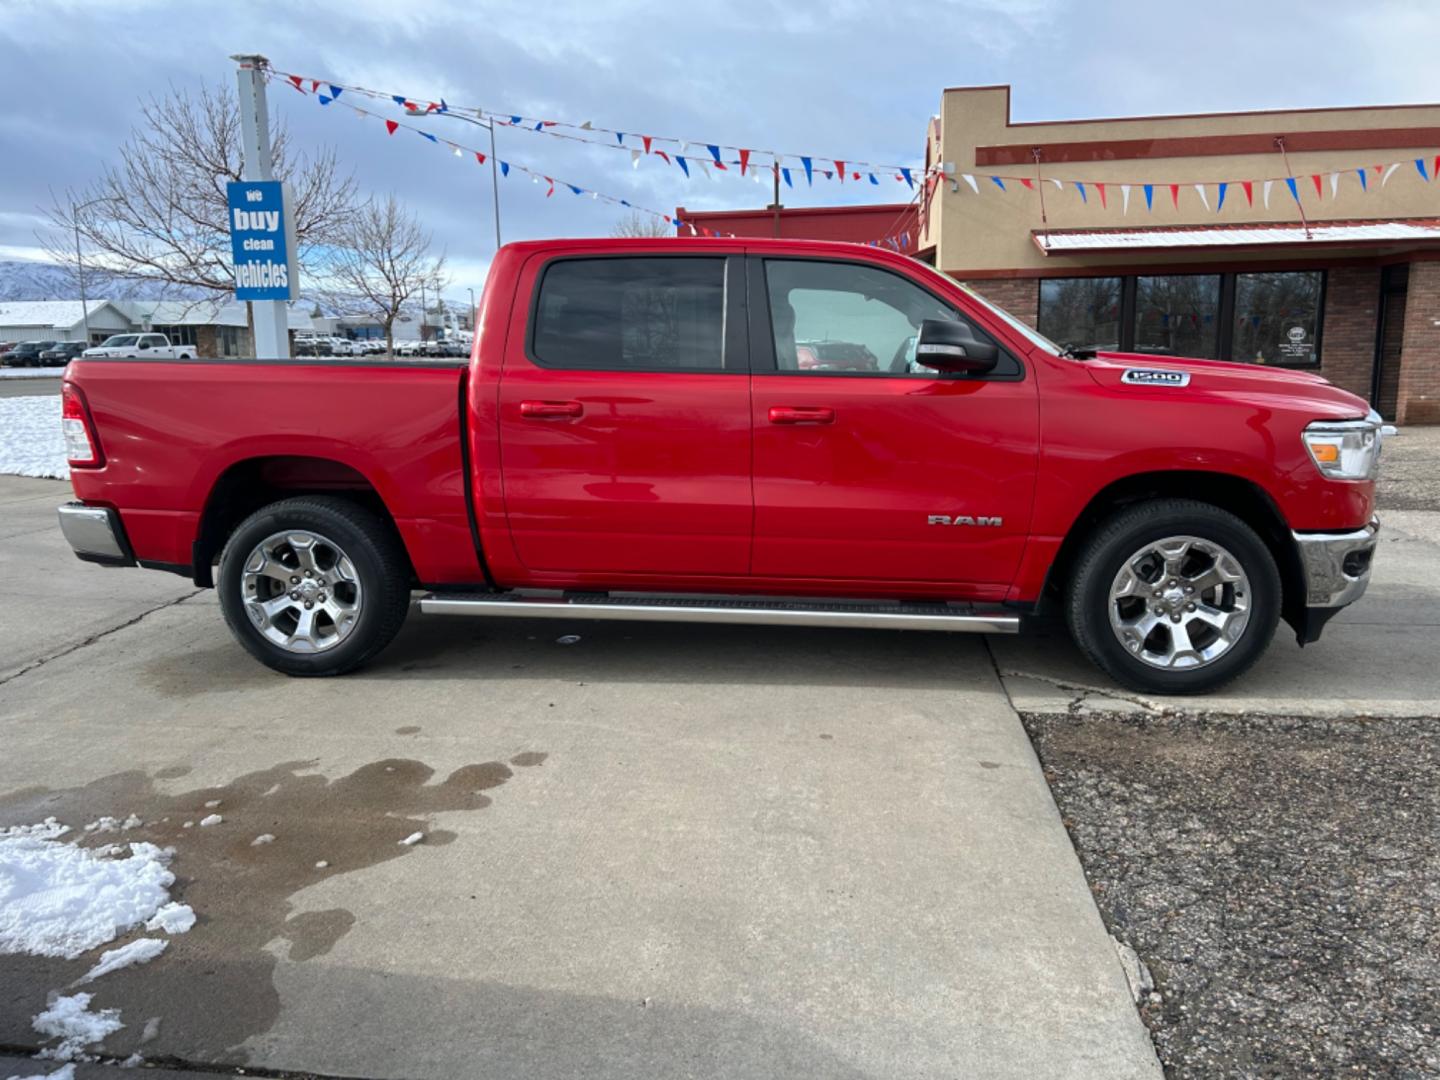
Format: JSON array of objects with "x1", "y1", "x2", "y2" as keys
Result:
[
  {"x1": 0, "y1": 365, "x2": 68, "y2": 379},
  {"x1": 314, "y1": 860, "x2": 329, "y2": 869},
  {"x1": 399, "y1": 832, "x2": 424, "y2": 846},
  {"x1": 0, "y1": 395, "x2": 68, "y2": 480},
  {"x1": 4, "y1": 1063, "x2": 77, "y2": 1079},
  {"x1": 32, "y1": 992, "x2": 123, "y2": 1060},
  {"x1": 0, "y1": 825, "x2": 174, "y2": 959},
  {"x1": 198, "y1": 814, "x2": 222, "y2": 827},
  {"x1": 250, "y1": 834, "x2": 275, "y2": 846},
  {"x1": 77, "y1": 937, "x2": 168, "y2": 984},
  {"x1": 144, "y1": 902, "x2": 195, "y2": 935}
]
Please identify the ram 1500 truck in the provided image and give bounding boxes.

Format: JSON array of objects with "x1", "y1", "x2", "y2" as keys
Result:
[{"x1": 56, "y1": 237, "x2": 1383, "y2": 693}]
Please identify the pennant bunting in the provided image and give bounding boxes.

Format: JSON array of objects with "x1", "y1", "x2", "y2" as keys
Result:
[
  {"x1": 630, "y1": 150, "x2": 641, "y2": 168},
  {"x1": 1074, "y1": 181, "x2": 1087, "y2": 203},
  {"x1": 1169, "y1": 183, "x2": 1180, "y2": 210},
  {"x1": 1194, "y1": 184, "x2": 1210, "y2": 211},
  {"x1": 1382, "y1": 162, "x2": 1401, "y2": 186},
  {"x1": 962, "y1": 173, "x2": 979, "y2": 193},
  {"x1": 835, "y1": 160, "x2": 846, "y2": 181},
  {"x1": 1417, "y1": 158, "x2": 1431, "y2": 181},
  {"x1": 900, "y1": 167, "x2": 914, "y2": 188},
  {"x1": 990, "y1": 176, "x2": 1005, "y2": 190},
  {"x1": 782, "y1": 167, "x2": 793, "y2": 188},
  {"x1": 1242, "y1": 180, "x2": 1254, "y2": 206},
  {"x1": 801, "y1": 156, "x2": 814, "y2": 184},
  {"x1": 1329, "y1": 172, "x2": 1340, "y2": 199},
  {"x1": 1217, "y1": 182, "x2": 1227, "y2": 212},
  {"x1": 1143, "y1": 184, "x2": 1153, "y2": 210},
  {"x1": 1120, "y1": 183, "x2": 1131, "y2": 213},
  {"x1": 676, "y1": 155, "x2": 689, "y2": 177},
  {"x1": 738, "y1": 149, "x2": 750, "y2": 176},
  {"x1": 1357, "y1": 168, "x2": 1368, "y2": 191},
  {"x1": 1311, "y1": 173, "x2": 1323, "y2": 198},
  {"x1": 1285, "y1": 176, "x2": 1300, "y2": 203},
  {"x1": 384, "y1": 119, "x2": 399, "y2": 135},
  {"x1": 1019, "y1": 177, "x2": 1034, "y2": 190},
  {"x1": 1096, "y1": 182, "x2": 1107, "y2": 209},
  {"x1": 1263, "y1": 179, "x2": 1273, "y2": 208}
]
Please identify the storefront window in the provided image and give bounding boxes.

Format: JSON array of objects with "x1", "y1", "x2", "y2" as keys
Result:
[
  {"x1": 1231, "y1": 271, "x2": 1322, "y2": 366},
  {"x1": 1133, "y1": 275, "x2": 1221, "y2": 359},
  {"x1": 1038, "y1": 277, "x2": 1122, "y2": 351}
]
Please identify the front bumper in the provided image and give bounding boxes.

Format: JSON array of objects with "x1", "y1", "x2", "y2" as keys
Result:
[
  {"x1": 57, "y1": 502, "x2": 136, "y2": 567},
  {"x1": 1294, "y1": 517, "x2": 1380, "y2": 609}
]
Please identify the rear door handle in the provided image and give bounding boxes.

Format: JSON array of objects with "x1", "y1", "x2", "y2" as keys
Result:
[
  {"x1": 768, "y1": 406, "x2": 835, "y2": 425},
  {"x1": 520, "y1": 400, "x2": 584, "y2": 419}
]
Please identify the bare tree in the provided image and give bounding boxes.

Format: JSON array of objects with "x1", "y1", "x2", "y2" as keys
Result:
[
  {"x1": 44, "y1": 82, "x2": 358, "y2": 296},
  {"x1": 611, "y1": 210, "x2": 676, "y2": 238},
  {"x1": 321, "y1": 195, "x2": 447, "y2": 353}
]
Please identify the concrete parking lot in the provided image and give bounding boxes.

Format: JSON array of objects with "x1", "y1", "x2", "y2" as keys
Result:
[{"x1": 2, "y1": 430, "x2": 1437, "y2": 1079}]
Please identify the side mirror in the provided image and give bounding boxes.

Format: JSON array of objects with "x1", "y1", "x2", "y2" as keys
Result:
[
  {"x1": 137, "y1": 341, "x2": 151, "y2": 350},
  {"x1": 914, "y1": 318, "x2": 998, "y2": 373}
]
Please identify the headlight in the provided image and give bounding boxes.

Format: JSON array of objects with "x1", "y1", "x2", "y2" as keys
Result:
[{"x1": 1302, "y1": 412, "x2": 1382, "y2": 480}]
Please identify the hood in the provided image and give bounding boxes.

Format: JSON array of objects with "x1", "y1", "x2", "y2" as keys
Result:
[{"x1": 1081, "y1": 351, "x2": 1368, "y2": 421}]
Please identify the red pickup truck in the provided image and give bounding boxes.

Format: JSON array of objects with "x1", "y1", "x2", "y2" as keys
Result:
[{"x1": 56, "y1": 237, "x2": 1383, "y2": 693}]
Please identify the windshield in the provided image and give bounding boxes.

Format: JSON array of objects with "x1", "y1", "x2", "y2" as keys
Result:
[
  {"x1": 100, "y1": 335, "x2": 138, "y2": 347},
  {"x1": 955, "y1": 282, "x2": 1062, "y2": 354}
]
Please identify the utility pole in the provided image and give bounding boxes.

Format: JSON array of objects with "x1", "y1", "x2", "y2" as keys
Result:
[
  {"x1": 420, "y1": 279, "x2": 427, "y2": 341},
  {"x1": 231, "y1": 54, "x2": 290, "y2": 358}
]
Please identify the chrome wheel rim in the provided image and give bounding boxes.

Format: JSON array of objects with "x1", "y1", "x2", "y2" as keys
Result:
[
  {"x1": 1108, "y1": 535, "x2": 1251, "y2": 671},
  {"x1": 241, "y1": 530, "x2": 363, "y2": 654}
]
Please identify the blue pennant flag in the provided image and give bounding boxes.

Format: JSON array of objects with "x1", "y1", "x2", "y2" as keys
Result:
[
  {"x1": 534, "y1": 121, "x2": 544, "y2": 131},
  {"x1": 1143, "y1": 184, "x2": 1153, "y2": 210},
  {"x1": 781, "y1": 167, "x2": 793, "y2": 188},
  {"x1": 900, "y1": 167, "x2": 914, "y2": 189},
  {"x1": 616, "y1": 132, "x2": 625, "y2": 144},
  {"x1": 329, "y1": 86, "x2": 343, "y2": 99},
  {"x1": 1417, "y1": 158, "x2": 1431, "y2": 181},
  {"x1": 1285, "y1": 176, "x2": 1300, "y2": 202},
  {"x1": 707, "y1": 144, "x2": 723, "y2": 165},
  {"x1": 392, "y1": 95, "x2": 407, "y2": 107},
  {"x1": 509, "y1": 115, "x2": 521, "y2": 125},
  {"x1": 1075, "y1": 181, "x2": 1087, "y2": 203},
  {"x1": 676, "y1": 156, "x2": 690, "y2": 177},
  {"x1": 990, "y1": 176, "x2": 1005, "y2": 190},
  {"x1": 439, "y1": 99, "x2": 448, "y2": 113},
  {"x1": 418, "y1": 131, "x2": 438, "y2": 143},
  {"x1": 801, "y1": 156, "x2": 813, "y2": 185},
  {"x1": 568, "y1": 184, "x2": 583, "y2": 195},
  {"x1": 620, "y1": 200, "x2": 630, "y2": 207},
  {"x1": 1357, "y1": 168, "x2": 1368, "y2": 191},
  {"x1": 1217, "y1": 182, "x2": 1228, "y2": 211},
  {"x1": 499, "y1": 161, "x2": 509, "y2": 177},
  {"x1": 318, "y1": 95, "x2": 332, "y2": 106},
  {"x1": 868, "y1": 173, "x2": 878, "y2": 185}
]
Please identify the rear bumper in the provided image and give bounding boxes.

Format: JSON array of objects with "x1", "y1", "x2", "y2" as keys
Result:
[
  {"x1": 57, "y1": 502, "x2": 136, "y2": 567},
  {"x1": 1294, "y1": 517, "x2": 1380, "y2": 609}
]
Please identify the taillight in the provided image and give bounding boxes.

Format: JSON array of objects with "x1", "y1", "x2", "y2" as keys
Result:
[{"x1": 61, "y1": 382, "x2": 104, "y2": 468}]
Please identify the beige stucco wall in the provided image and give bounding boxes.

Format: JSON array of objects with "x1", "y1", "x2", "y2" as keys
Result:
[{"x1": 922, "y1": 86, "x2": 1440, "y2": 275}]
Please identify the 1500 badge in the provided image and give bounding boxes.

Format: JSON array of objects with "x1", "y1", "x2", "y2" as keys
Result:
[
  {"x1": 928, "y1": 515, "x2": 1003, "y2": 527},
  {"x1": 1121, "y1": 368, "x2": 1191, "y2": 387}
]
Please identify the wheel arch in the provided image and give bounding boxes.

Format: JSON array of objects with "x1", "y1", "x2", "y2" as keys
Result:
[
  {"x1": 192, "y1": 455, "x2": 414, "y2": 588},
  {"x1": 1038, "y1": 470, "x2": 1306, "y2": 636}
]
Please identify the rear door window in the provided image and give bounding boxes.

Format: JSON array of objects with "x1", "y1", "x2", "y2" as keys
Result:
[{"x1": 531, "y1": 257, "x2": 729, "y2": 371}]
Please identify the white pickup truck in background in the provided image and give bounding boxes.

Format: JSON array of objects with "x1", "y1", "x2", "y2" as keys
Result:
[{"x1": 82, "y1": 333, "x2": 196, "y2": 360}]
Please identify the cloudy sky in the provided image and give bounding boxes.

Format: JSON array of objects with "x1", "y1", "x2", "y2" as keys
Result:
[{"x1": 0, "y1": 0, "x2": 1434, "y2": 301}]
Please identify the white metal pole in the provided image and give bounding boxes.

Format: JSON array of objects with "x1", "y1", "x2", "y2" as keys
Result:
[
  {"x1": 73, "y1": 207, "x2": 91, "y2": 344},
  {"x1": 232, "y1": 54, "x2": 290, "y2": 359}
]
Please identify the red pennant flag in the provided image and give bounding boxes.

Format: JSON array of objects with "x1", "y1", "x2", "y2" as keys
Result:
[
  {"x1": 545, "y1": 177, "x2": 554, "y2": 197},
  {"x1": 1169, "y1": 184, "x2": 1180, "y2": 209},
  {"x1": 1242, "y1": 180, "x2": 1253, "y2": 206},
  {"x1": 1019, "y1": 177, "x2": 1034, "y2": 190},
  {"x1": 739, "y1": 149, "x2": 751, "y2": 176},
  {"x1": 384, "y1": 119, "x2": 399, "y2": 135},
  {"x1": 310, "y1": 79, "x2": 321, "y2": 93},
  {"x1": 655, "y1": 150, "x2": 670, "y2": 164},
  {"x1": 642, "y1": 135, "x2": 652, "y2": 154},
  {"x1": 287, "y1": 74, "x2": 304, "y2": 91},
  {"x1": 474, "y1": 151, "x2": 487, "y2": 165},
  {"x1": 1096, "y1": 182, "x2": 1107, "y2": 209},
  {"x1": 835, "y1": 160, "x2": 845, "y2": 181},
  {"x1": 852, "y1": 171, "x2": 861, "y2": 181},
  {"x1": 713, "y1": 160, "x2": 728, "y2": 171},
  {"x1": 1311, "y1": 174, "x2": 1323, "y2": 197}
]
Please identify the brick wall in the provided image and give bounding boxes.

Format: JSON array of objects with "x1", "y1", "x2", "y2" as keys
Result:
[
  {"x1": 1397, "y1": 260, "x2": 1440, "y2": 425},
  {"x1": 1318, "y1": 266, "x2": 1379, "y2": 401},
  {"x1": 965, "y1": 279, "x2": 1039, "y2": 328}
]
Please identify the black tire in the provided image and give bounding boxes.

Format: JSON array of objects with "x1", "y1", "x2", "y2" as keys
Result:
[
  {"x1": 217, "y1": 496, "x2": 411, "y2": 676},
  {"x1": 1065, "y1": 499, "x2": 1281, "y2": 695}
]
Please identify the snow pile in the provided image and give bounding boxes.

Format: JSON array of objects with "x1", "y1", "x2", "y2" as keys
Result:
[
  {"x1": 0, "y1": 395, "x2": 67, "y2": 480},
  {"x1": 0, "y1": 819, "x2": 174, "y2": 959},
  {"x1": 5, "y1": 1063, "x2": 76, "y2": 1079},
  {"x1": 251, "y1": 834, "x2": 275, "y2": 847},
  {"x1": 0, "y1": 365, "x2": 68, "y2": 379},
  {"x1": 77, "y1": 937, "x2": 168, "y2": 984},
  {"x1": 144, "y1": 902, "x2": 195, "y2": 935},
  {"x1": 32, "y1": 993, "x2": 123, "y2": 1060},
  {"x1": 197, "y1": 814, "x2": 222, "y2": 828},
  {"x1": 399, "y1": 831, "x2": 424, "y2": 846}
]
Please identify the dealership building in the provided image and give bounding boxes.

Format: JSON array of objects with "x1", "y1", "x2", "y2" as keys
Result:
[{"x1": 683, "y1": 86, "x2": 1440, "y2": 424}]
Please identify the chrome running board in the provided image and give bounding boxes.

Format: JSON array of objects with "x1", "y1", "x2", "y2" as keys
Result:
[{"x1": 418, "y1": 591, "x2": 1020, "y2": 634}]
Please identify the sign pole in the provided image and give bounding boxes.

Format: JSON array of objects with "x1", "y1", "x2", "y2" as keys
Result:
[{"x1": 231, "y1": 54, "x2": 290, "y2": 359}]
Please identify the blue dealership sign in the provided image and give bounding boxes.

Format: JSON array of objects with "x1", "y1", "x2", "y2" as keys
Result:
[{"x1": 226, "y1": 180, "x2": 299, "y2": 301}]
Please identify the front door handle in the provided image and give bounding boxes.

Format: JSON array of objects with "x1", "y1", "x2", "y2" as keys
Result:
[
  {"x1": 520, "y1": 400, "x2": 584, "y2": 419},
  {"x1": 768, "y1": 406, "x2": 835, "y2": 425}
]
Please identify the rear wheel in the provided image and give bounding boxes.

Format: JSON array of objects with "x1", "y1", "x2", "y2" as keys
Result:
[
  {"x1": 1066, "y1": 499, "x2": 1281, "y2": 694},
  {"x1": 217, "y1": 496, "x2": 411, "y2": 676}
]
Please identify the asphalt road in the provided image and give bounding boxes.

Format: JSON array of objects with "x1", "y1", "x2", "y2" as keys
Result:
[
  {"x1": 0, "y1": 375, "x2": 60, "y2": 397},
  {"x1": 2, "y1": 429, "x2": 1436, "y2": 1079}
]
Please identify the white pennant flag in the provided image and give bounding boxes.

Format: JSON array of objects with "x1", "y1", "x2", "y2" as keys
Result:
[
  {"x1": 1049, "y1": 177, "x2": 1064, "y2": 190},
  {"x1": 1263, "y1": 179, "x2": 1273, "y2": 209},
  {"x1": 961, "y1": 173, "x2": 979, "y2": 193},
  {"x1": 1120, "y1": 184, "x2": 1131, "y2": 214},
  {"x1": 631, "y1": 149, "x2": 642, "y2": 169},
  {"x1": 1193, "y1": 184, "x2": 1211, "y2": 211},
  {"x1": 453, "y1": 146, "x2": 462, "y2": 157},
  {"x1": 1382, "y1": 162, "x2": 1402, "y2": 186},
  {"x1": 1330, "y1": 171, "x2": 1341, "y2": 199},
  {"x1": 580, "y1": 120, "x2": 593, "y2": 130},
  {"x1": 695, "y1": 159, "x2": 713, "y2": 180}
]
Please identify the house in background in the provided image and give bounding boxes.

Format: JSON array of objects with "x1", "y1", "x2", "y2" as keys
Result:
[{"x1": 0, "y1": 299, "x2": 317, "y2": 357}]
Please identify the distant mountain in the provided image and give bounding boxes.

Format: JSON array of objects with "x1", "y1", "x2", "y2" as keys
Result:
[{"x1": 0, "y1": 259, "x2": 207, "y2": 302}]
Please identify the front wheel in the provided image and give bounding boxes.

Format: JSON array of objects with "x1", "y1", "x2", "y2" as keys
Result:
[
  {"x1": 217, "y1": 496, "x2": 412, "y2": 676},
  {"x1": 1066, "y1": 499, "x2": 1281, "y2": 695}
]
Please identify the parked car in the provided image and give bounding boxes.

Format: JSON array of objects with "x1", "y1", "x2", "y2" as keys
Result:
[
  {"x1": 361, "y1": 339, "x2": 388, "y2": 356},
  {"x1": 39, "y1": 342, "x2": 90, "y2": 363},
  {"x1": 3, "y1": 340, "x2": 59, "y2": 367},
  {"x1": 81, "y1": 333, "x2": 195, "y2": 360},
  {"x1": 294, "y1": 337, "x2": 332, "y2": 357},
  {"x1": 328, "y1": 338, "x2": 356, "y2": 357},
  {"x1": 394, "y1": 339, "x2": 425, "y2": 357},
  {"x1": 57, "y1": 237, "x2": 1384, "y2": 694}
]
